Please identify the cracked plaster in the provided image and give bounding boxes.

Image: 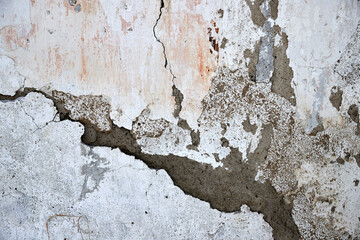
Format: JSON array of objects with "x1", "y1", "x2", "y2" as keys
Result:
[{"x1": 1, "y1": 0, "x2": 360, "y2": 239}]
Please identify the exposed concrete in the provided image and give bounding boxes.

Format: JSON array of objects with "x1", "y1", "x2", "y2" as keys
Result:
[
  {"x1": 172, "y1": 84, "x2": 184, "y2": 118},
  {"x1": 329, "y1": 86, "x2": 343, "y2": 111},
  {"x1": 245, "y1": 0, "x2": 267, "y2": 27},
  {"x1": 242, "y1": 114, "x2": 258, "y2": 135},
  {"x1": 270, "y1": 27, "x2": 296, "y2": 106},
  {"x1": 348, "y1": 104, "x2": 359, "y2": 123},
  {"x1": 244, "y1": 40, "x2": 262, "y2": 82}
]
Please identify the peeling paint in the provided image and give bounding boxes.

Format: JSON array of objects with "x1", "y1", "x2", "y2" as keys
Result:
[{"x1": 1, "y1": 0, "x2": 360, "y2": 239}]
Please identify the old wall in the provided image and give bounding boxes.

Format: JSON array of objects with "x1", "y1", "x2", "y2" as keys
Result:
[{"x1": 0, "y1": 0, "x2": 360, "y2": 239}]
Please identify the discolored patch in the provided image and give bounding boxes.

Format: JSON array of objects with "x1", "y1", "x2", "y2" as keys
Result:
[
  {"x1": 220, "y1": 37, "x2": 228, "y2": 49},
  {"x1": 68, "y1": 0, "x2": 77, "y2": 6},
  {"x1": 74, "y1": 4, "x2": 81, "y2": 12},
  {"x1": 336, "y1": 157, "x2": 345, "y2": 165},
  {"x1": 347, "y1": 104, "x2": 360, "y2": 136},
  {"x1": 334, "y1": 24, "x2": 360, "y2": 84},
  {"x1": 79, "y1": 147, "x2": 109, "y2": 200},
  {"x1": 217, "y1": 9, "x2": 224, "y2": 18},
  {"x1": 220, "y1": 137, "x2": 229, "y2": 147},
  {"x1": 354, "y1": 179, "x2": 359, "y2": 187},
  {"x1": 308, "y1": 120, "x2": 325, "y2": 136}
]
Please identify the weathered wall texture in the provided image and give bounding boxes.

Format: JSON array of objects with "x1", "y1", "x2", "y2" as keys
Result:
[{"x1": 0, "y1": 0, "x2": 360, "y2": 239}]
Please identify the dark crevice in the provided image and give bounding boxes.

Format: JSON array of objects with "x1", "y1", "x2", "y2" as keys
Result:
[{"x1": 1, "y1": 89, "x2": 300, "y2": 239}]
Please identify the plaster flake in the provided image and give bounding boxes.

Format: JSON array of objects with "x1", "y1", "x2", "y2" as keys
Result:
[
  {"x1": 276, "y1": 0, "x2": 360, "y2": 125},
  {"x1": 0, "y1": 55, "x2": 25, "y2": 96},
  {"x1": 19, "y1": 92, "x2": 57, "y2": 129},
  {"x1": 1, "y1": 0, "x2": 175, "y2": 127}
]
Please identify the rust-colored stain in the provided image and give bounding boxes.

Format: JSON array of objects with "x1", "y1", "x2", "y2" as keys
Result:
[
  {"x1": 0, "y1": 25, "x2": 31, "y2": 51},
  {"x1": 161, "y1": 11, "x2": 217, "y2": 91},
  {"x1": 157, "y1": 1, "x2": 220, "y2": 118},
  {"x1": 208, "y1": 19, "x2": 220, "y2": 53},
  {"x1": 9, "y1": 0, "x2": 125, "y2": 86},
  {"x1": 0, "y1": 0, "x2": 219, "y2": 120},
  {"x1": 81, "y1": 46, "x2": 88, "y2": 80},
  {"x1": 185, "y1": 0, "x2": 202, "y2": 10},
  {"x1": 120, "y1": 15, "x2": 138, "y2": 34}
]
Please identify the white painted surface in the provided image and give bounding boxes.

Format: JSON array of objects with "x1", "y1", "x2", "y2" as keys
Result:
[{"x1": 0, "y1": 55, "x2": 25, "y2": 96}]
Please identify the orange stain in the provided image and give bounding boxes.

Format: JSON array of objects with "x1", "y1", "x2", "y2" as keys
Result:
[
  {"x1": 160, "y1": 9, "x2": 217, "y2": 96},
  {"x1": 185, "y1": 0, "x2": 202, "y2": 10},
  {"x1": 0, "y1": 23, "x2": 36, "y2": 51},
  {"x1": 120, "y1": 16, "x2": 130, "y2": 33},
  {"x1": 81, "y1": 46, "x2": 87, "y2": 80}
]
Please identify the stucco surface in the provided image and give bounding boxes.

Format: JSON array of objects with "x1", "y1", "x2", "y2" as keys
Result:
[{"x1": 1, "y1": 0, "x2": 360, "y2": 239}]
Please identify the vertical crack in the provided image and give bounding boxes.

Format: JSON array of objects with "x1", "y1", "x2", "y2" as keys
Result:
[
  {"x1": 153, "y1": 0, "x2": 167, "y2": 69},
  {"x1": 152, "y1": 0, "x2": 183, "y2": 118}
]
